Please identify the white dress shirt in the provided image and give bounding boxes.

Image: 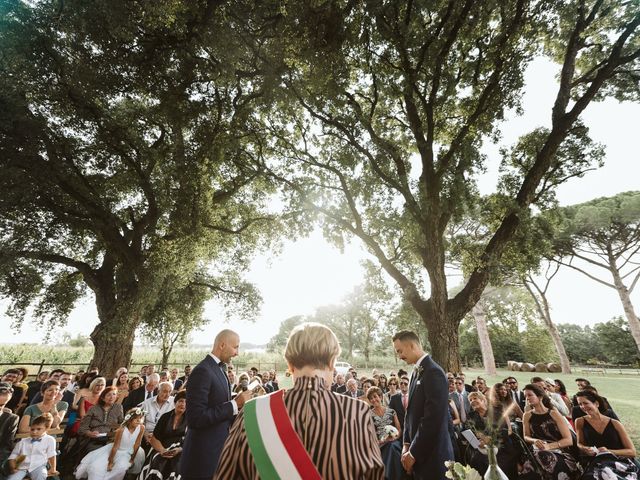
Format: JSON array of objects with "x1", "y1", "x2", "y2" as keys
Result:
[
  {"x1": 9, "y1": 435, "x2": 56, "y2": 472},
  {"x1": 141, "y1": 396, "x2": 175, "y2": 434}
]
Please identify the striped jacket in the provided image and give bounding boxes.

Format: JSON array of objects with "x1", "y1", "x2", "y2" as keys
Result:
[{"x1": 215, "y1": 375, "x2": 385, "y2": 479}]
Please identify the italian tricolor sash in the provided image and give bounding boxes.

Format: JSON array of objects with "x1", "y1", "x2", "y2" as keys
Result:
[{"x1": 244, "y1": 389, "x2": 322, "y2": 480}]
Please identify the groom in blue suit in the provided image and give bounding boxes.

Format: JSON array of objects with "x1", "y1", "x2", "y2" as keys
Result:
[
  {"x1": 393, "y1": 330, "x2": 454, "y2": 479},
  {"x1": 179, "y1": 329, "x2": 252, "y2": 480}
]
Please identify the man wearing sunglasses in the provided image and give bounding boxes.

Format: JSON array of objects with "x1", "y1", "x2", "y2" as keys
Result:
[
  {"x1": 504, "y1": 376, "x2": 525, "y2": 411},
  {"x1": 388, "y1": 376, "x2": 410, "y2": 430},
  {"x1": 0, "y1": 382, "x2": 19, "y2": 472}
]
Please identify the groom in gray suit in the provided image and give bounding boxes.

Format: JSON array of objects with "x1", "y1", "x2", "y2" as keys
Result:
[{"x1": 179, "y1": 329, "x2": 252, "y2": 480}]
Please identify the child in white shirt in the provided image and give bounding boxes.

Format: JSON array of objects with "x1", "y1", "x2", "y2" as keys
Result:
[{"x1": 7, "y1": 414, "x2": 58, "y2": 480}]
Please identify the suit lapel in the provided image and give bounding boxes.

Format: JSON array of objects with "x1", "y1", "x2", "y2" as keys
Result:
[
  {"x1": 407, "y1": 356, "x2": 427, "y2": 408},
  {"x1": 207, "y1": 355, "x2": 231, "y2": 401}
]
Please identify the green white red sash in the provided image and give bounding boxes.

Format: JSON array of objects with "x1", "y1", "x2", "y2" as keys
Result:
[{"x1": 244, "y1": 389, "x2": 322, "y2": 480}]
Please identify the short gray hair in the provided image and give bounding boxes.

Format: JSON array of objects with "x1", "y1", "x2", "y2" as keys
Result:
[{"x1": 146, "y1": 373, "x2": 160, "y2": 384}]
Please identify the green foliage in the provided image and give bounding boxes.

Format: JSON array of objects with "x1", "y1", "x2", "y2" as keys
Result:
[
  {"x1": 0, "y1": 0, "x2": 284, "y2": 370},
  {"x1": 594, "y1": 316, "x2": 639, "y2": 366},
  {"x1": 266, "y1": 315, "x2": 305, "y2": 354},
  {"x1": 556, "y1": 324, "x2": 604, "y2": 364},
  {"x1": 263, "y1": 0, "x2": 640, "y2": 370}
]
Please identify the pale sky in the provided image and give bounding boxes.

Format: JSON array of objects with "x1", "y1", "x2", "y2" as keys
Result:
[{"x1": 2, "y1": 58, "x2": 639, "y2": 346}]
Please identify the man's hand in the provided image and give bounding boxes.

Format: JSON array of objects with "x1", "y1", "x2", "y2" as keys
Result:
[
  {"x1": 235, "y1": 390, "x2": 253, "y2": 409},
  {"x1": 401, "y1": 450, "x2": 415, "y2": 473}
]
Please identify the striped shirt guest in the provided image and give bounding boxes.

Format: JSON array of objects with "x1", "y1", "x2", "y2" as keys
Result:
[{"x1": 215, "y1": 323, "x2": 384, "y2": 479}]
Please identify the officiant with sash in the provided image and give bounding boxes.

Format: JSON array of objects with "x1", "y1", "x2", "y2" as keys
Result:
[
  {"x1": 215, "y1": 322, "x2": 384, "y2": 479},
  {"x1": 179, "y1": 330, "x2": 252, "y2": 480}
]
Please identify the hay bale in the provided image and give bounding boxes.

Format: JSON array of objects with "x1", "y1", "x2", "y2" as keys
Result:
[
  {"x1": 507, "y1": 361, "x2": 515, "y2": 370},
  {"x1": 547, "y1": 363, "x2": 562, "y2": 373},
  {"x1": 521, "y1": 362, "x2": 534, "y2": 372},
  {"x1": 534, "y1": 362, "x2": 547, "y2": 372},
  {"x1": 513, "y1": 362, "x2": 523, "y2": 371}
]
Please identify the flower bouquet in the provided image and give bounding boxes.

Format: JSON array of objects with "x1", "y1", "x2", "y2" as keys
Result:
[{"x1": 379, "y1": 425, "x2": 399, "y2": 442}]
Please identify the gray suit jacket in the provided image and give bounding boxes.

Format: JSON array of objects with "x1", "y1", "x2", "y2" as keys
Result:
[{"x1": 449, "y1": 390, "x2": 471, "y2": 419}]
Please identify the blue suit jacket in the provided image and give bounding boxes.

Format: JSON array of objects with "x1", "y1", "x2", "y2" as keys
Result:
[
  {"x1": 403, "y1": 355, "x2": 454, "y2": 480},
  {"x1": 179, "y1": 355, "x2": 234, "y2": 477}
]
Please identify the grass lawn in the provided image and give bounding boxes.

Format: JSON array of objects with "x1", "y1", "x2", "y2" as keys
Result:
[{"x1": 275, "y1": 367, "x2": 640, "y2": 448}]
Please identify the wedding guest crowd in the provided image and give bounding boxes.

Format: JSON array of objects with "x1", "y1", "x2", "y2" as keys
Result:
[{"x1": 0, "y1": 349, "x2": 637, "y2": 480}]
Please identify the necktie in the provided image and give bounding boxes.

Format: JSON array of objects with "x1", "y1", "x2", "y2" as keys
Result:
[
  {"x1": 402, "y1": 393, "x2": 408, "y2": 410},
  {"x1": 219, "y1": 362, "x2": 231, "y2": 396},
  {"x1": 458, "y1": 393, "x2": 466, "y2": 422},
  {"x1": 146, "y1": 390, "x2": 153, "y2": 400}
]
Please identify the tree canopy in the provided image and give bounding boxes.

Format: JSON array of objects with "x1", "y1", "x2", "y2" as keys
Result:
[
  {"x1": 263, "y1": 0, "x2": 640, "y2": 369},
  {"x1": 0, "y1": 0, "x2": 282, "y2": 374}
]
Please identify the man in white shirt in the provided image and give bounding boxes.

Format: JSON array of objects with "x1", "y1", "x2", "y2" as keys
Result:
[
  {"x1": 141, "y1": 382, "x2": 175, "y2": 437},
  {"x1": 7, "y1": 416, "x2": 57, "y2": 480}
]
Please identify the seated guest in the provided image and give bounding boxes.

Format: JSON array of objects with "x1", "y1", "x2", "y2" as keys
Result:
[
  {"x1": 18, "y1": 380, "x2": 67, "y2": 432},
  {"x1": 110, "y1": 368, "x2": 128, "y2": 388},
  {"x1": 359, "y1": 378, "x2": 374, "y2": 404},
  {"x1": 332, "y1": 374, "x2": 347, "y2": 394},
  {"x1": 12, "y1": 368, "x2": 29, "y2": 414},
  {"x1": 138, "y1": 390, "x2": 187, "y2": 480},
  {"x1": 388, "y1": 376, "x2": 409, "y2": 431},
  {"x1": 572, "y1": 385, "x2": 619, "y2": 422},
  {"x1": 490, "y1": 382, "x2": 523, "y2": 421},
  {"x1": 450, "y1": 377, "x2": 471, "y2": 424},
  {"x1": 128, "y1": 377, "x2": 143, "y2": 393},
  {"x1": 60, "y1": 387, "x2": 123, "y2": 476},
  {"x1": 520, "y1": 384, "x2": 580, "y2": 480},
  {"x1": 383, "y1": 377, "x2": 398, "y2": 405},
  {"x1": 30, "y1": 372, "x2": 74, "y2": 410},
  {"x1": 268, "y1": 370, "x2": 279, "y2": 391},
  {"x1": 70, "y1": 376, "x2": 106, "y2": 436},
  {"x1": 75, "y1": 407, "x2": 145, "y2": 480},
  {"x1": 6, "y1": 414, "x2": 58, "y2": 480},
  {"x1": 575, "y1": 390, "x2": 638, "y2": 480},
  {"x1": 233, "y1": 373, "x2": 250, "y2": 394},
  {"x1": 0, "y1": 383, "x2": 19, "y2": 470},
  {"x1": 215, "y1": 322, "x2": 384, "y2": 478},
  {"x1": 368, "y1": 387, "x2": 402, "y2": 480},
  {"x1": 553, "y1": 379, "x2": 573, "y2": 412},
  {"x1": 475, "y1": 377, "x2": 489, "y2": 395},
  {"x1": 377, "y1": 375, "x2": 388, "y2": 395},
  {"x1": 141, "y1": 382, "x2": 175, "y2": 438},
  {"x1": 1, "y1": 370, "x2": 25, "y2": 413},
  {"x1": 25, "y1": 371, "x2": 49, "y2": 406},
  {"x1": 112, "y1": 371, "x2": 130, "y2": 404},
  {"x1": 124, "y1": 374, "x2": 159, "y2": 411},
  {"x1": 464, "y1": 391, "x2": 518, "y2": 478},
  {"x1": 343, "y1": 378, "x2": 363, "y2": 399},
  {"x1": 530, "y1": 376, "x2": 570, "y2": 417}
]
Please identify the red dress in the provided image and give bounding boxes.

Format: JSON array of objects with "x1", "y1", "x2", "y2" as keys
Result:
[{"x1": 70, "y1": 399, "x2": 94, "y2": 435}]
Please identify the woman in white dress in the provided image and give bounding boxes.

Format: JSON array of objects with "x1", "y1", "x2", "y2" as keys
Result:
[{"x1": 75, "y1": 408, "x2": 146, "y2": 480}]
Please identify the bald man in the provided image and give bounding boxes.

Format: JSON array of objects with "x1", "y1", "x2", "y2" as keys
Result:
[{"x1": 179, "y1": 330, "x2": 252, "y2": 480}]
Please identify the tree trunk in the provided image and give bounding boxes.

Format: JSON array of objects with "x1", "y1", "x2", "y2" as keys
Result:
[
  {"x1": 541, "y1": 310, "x2": 572, "y2": 374},
  {"x1": 90, "y1": 313, "x2": 137, "y2": 378},
  {"x1": 424, "y1": 314, "x2": 461, "y2": 372},
  {"x1": 471, "y1": 301, "x2": 497, "y2": 375},
  {"x1": 610, "y1": 265, "x2": 640, "y2": 354},
  {"x1": 523, "y1": 278, "x2": 571, "y2": 373}
]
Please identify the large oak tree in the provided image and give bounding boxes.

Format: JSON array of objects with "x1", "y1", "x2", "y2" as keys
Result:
[
  {"x1": 265, "y1": 0, "x2": 640, "y2": 370},
  {"x1": 0, "y1": 1, "x2": 280, "y2": 375}
]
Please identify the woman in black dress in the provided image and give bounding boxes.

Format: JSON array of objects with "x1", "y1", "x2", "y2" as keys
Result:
[
  {"x1": 520, "y1": 384, "x2": 581, "y2": 480},
  {"x1": 575, "y1": 390, "x2": 638, "y2": 480},
  {"x1": 138, "y1": 390, "x2": 187, "y2": 480}
]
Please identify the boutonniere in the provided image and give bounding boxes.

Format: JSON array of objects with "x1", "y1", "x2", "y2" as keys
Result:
[{"x1": 414, "y1": 365, "x2": 424, "y2": 377}]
